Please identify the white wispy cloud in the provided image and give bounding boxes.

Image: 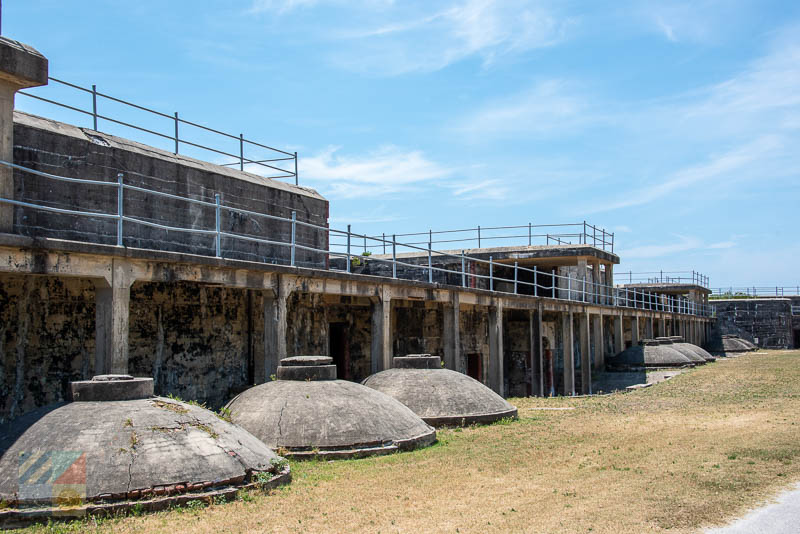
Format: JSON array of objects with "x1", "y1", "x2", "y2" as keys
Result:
[
  {"x1": 329, "y1": 0, "x2": 573, "y2": 75},
  {"x1": 709, "y1": 240, "x2": 736, "y2": 249},
  {"x1": 299, "y1": 145, "x2": 453, "y2": 198},
  {"x1": 454, "y1": 79, "x2": 591, "y2": 138},
  {"x1": 588, "y1": 135, "x2": 783, "y2": 213},
  {"x1": 620, "y1": 235, "x2": 702, "y2": 259}
]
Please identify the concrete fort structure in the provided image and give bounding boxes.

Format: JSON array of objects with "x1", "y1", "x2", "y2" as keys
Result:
[{"x1": 0, "y1": 35, "x2": 713, "y2": 425}]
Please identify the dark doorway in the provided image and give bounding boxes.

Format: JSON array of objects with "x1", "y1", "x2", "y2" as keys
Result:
[
  {"x1": 794, "y1": 329, "x2": 800, "y2": 350},
  {"x1": 329, "y1": 322, "x2": 350, "y2": 380},
  {"x1": 467, "y1": 353, "x2": 482, "y2": 382}
]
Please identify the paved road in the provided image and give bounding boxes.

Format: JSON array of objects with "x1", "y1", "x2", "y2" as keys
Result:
[{"x1": 705, "y1": 482, "x2": 800, "y2": 534}]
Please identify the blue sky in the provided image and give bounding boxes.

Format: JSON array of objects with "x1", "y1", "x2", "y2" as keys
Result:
[{"x1": 7, "y1": 0, "x2": 800, "y2": 288}]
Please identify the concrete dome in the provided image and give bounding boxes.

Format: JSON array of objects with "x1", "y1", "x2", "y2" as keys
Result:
[
  {"x1": 0, "y1": 375, "x2": 289, "y2": 526},
  {"x1": 608, "y1": 339, "x2": 695, "y2": 368},
  {"x1": 662, "y1": 336, "x2": 716, "y2": 362},
  {"x1": 709, "y1": 335, "x2": 758, "y2": 354},
  {"x1": 656, "y1": 337, "x2": 706, "y2": 364},
  {"x1": 362, "y1": 355, "x2": 518, "y2": 427},
  {"x1": 226, "y1": 356, "x2": 436, "y2": 459}
]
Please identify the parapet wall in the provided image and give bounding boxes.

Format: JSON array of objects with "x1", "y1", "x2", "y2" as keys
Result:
[
  {"x1": 711, "y1": 298, "x2": 793, "y2": 349},
  {"x1": 11, "y1": 112, "x2": 329, "y2": 267}
]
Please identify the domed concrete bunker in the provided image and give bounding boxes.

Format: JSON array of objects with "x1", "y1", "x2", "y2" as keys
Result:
[
  {"x1": 0, "y1": 375, "x2": 289, "y2": 527},
  {"x1": 226, "y1": 356, "x2": 437, "y2": 459},
  {"x1": 655, "y1": 337, "x2": 707, "y2": 365},
  {"x1": 708, "y1": 334, "x2": 758, "y2": 355},
  {"x1": 362, "y1": 355, "x2": 518, "y2": 427},
  {"x1": 661, "y1": 336, "x2": 715, "y2": 362},
  {"x1": 608, "y1": 339, "x2": 696, "y2": 368}
]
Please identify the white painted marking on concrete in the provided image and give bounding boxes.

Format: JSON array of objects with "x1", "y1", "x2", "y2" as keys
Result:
[{"x1": 705, "y1": 482, "x2": 800, "y2": 534}]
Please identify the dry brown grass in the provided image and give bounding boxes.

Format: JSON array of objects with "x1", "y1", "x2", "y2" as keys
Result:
[{"x1": 25, "y1": 350, "x2": 800, "y2": 534}]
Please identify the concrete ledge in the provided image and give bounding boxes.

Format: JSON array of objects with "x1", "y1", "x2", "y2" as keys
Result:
[
  {"x1": 0, "y1": 37, "x2": 48, "y2": 89},
  {"x1": 284, "y1": 427, "x2": 437, "y2": 460},
  {"x1": 393, "y1": 355, "x2": 442, "y2": 369},
  {"x1": 69, "y1": 377, "x2": 154, "y2": 401},
  {"x1": 277, "y1": 365, "x2": 337, "y2": 381},
  {"x1": 0, "y1": 465, "x2": 290, "y2": 530},
  {"x1": 422, "y1": 407, "x2": 518, "y2": 427}
]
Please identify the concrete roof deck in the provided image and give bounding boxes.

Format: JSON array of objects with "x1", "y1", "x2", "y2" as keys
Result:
[
  {"x1": 622, "y1": 282, "x2": 711, "y2": 295},
  {"x1": 371, "y1": 244, "x2": 619, "y2": 266}
]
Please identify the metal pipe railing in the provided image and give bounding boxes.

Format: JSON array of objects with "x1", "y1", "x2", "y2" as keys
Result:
[
  {"x1": 18, "y1": 77, "x2": 298, "y2": 184},
  {"x1": 0, "y1": 160, "x2": 712, "y2": 317}
]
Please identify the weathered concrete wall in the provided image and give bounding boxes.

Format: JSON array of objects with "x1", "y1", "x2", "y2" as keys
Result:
[
  {"x1": 504, "y1": 309, "x2": 531, "y2": 397},
  {"x1": 0, "y1": 274, "x2": 95, "y2": 424},
  {"x1": 394, "y1": 301, "x2": 443, "y2": 358},
  {"x1": 285, "y1": 293, "x2": 373, "y2": 382},
  {"x1": 711, "y1": 298, "x2": 792, "y2": 349},
  {"x1": 12, "y1": 112, "x2": 328, "y2": 267},
  {"x1": 127, "y1": 282, "x2": 253, "y2": 410},
  {"x1": 459, "y1": 305, "x2": 490, "y2": 382}
]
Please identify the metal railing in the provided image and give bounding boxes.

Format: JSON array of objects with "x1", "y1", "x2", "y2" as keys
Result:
[
  {"x1": 331, "y1": 221, "x2": 615, "y2": 254},
  {"x1": 710, "y1": 286, "x2": 800, "y2": 298},
  {"x1": 0, "y1": 161, "x2": 711, "y2": 317},
  {"x1": 616, "y1": 270, "x2": 709, "y2": 288},
  {"x1": 17, "y1": 77, "x2": 298, "y2": 183}
]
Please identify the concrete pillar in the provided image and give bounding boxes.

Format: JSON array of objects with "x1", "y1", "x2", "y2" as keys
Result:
[
  {"x1": 561, "y1": 311, "x2": 575, "y2": 395},
  {"x1": 371, "y1": 287, "x2": 392, "y2": 373},
  {"x1": 488, "y1": 301, "x2": 504, "y2": 395},
  {"x1": 258, "y1": 293, "x2": 280, "y2": 383},
  {"x1": 578, "y1": 311, "x2": 590, "y2": 394},
  {"x1": 0, "y1": 38, "x2": 48, "y2": 233},
  {"x1": 614, "y1": 314, "x2": 624, "y2": 355},
  {"x1": 534, "y1": 304, "x2": 544, "y2": 396},
  {"x1": 576, "y1": 259, "x2": 588, "y2": 302},
  {"x1": 443, "y1": 292, "x2": 460, "y2": 371},
  {"x1": 659, "y1": 317, "x2": 666, "y2": 338},
  {"x1": 631, "y1": 316, "x2": 640, "y2": 346},
  {"x1": 94, "y1": 259, "x2": 135, "y2": 375},
  {"x1": 592, "y1": 313, "x2": 604, "y2": 370},
  {"x1": 645, "y1": 317, "x2": 654, "y2": 339}
]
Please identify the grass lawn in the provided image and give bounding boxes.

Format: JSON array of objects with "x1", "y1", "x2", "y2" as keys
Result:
[{"x1": 22, "y1": 350, "x2": 800, "y2": 534}]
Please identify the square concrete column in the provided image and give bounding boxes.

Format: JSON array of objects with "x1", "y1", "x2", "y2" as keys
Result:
[
  {"x1": 0, "y1": 38, "x2": 48, "y2": 233},
  {"x1": 605, "y1": 263, "x2": 614, "y2": 306},
  {"x1": 532, "y1": 304, "x2": 544, "y2": 396},
  {"x1": 631, "y1": 316, "x2": 640, "y2": 346},
  {"x1": 579, "y1": 311, "x2": 591, "y2": 394},
  {"x1": 645, "y1": 317, "x2": 654, "y2": 339},
  {"x1": 576, "y1": 259, "x2": 588, "y2": 302},
  {"x1": 592, "y1": 313, "x2": 604, "y2": 370},
  {"x1": 371, "y1": 286, "x2": 393, "y2": 373},
  {"x1": 614, "y1": 314, "x2": 624, "y2": 355},
  {"x1": 94, "y1": 259, "x2": 135, "y2": 375},
  {"x1": 258, "y1": 294, "x2": 278, "y2": 383},
  {"x1": 442, "y1": 292, "x2": 460, "y2": 371},
  {"x1": 659, "y1": 317, "x2": 667, "y2": 338},
  {"x1": 488, "y1": 301, "x2": 504, "y2": 395},
  {"x1": 561, "y1": 311, "x2": 575, "y2": 395}
]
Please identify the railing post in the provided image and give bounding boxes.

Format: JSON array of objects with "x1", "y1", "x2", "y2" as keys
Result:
[
  {"x1": 239, "y1": 134, "x2": 244, "y2": 171},
  {"x1": 461, "y1": 250, "x2": 466, "y2": 287},
  {"x1": 489, "y1": 256, "x2": 493, "y2": 291},
  {"x1": 552, "y1": 268, "x2": 556, "y2": 298},
  {"x1": 92, "y1": 84, "x2": 98, "y2": 131},
  {"x1": 290, "y1": 210, "x2": 296, "y2": 267},
  {"x1": 513, "y1": 262, "x2": 518, "y2": 294},
  {"x1": 382, "y1": 233, "x2": 386, "y2": 255},
  {"x1": 533, "y1": 265, "x2": 538, "y2": 297},
  {"x1": 601, "y1": 228, "x2": 605, "y2": 250},
  {"x1": 568, "y1": 276, "x2": 571, "y2": 301},
  {"x1": 611, "y1": 232, "x2": 614, "y2": 254},
  {"x1": 116, "y1": 173, "x2": 123, "y2": 247},
  {"x1": 363, "y1": 234, "x2": 367, "y2": 254},
  {"x1": 428, "y1": 241, "x2": 433, "y2": 284},
  {"x1": 174, "y1": 112, "x2": 179, "y2": 154},
  {"x1": 477, "y1": 225, "x2": 481, "y2": 248},
  {"x1": 583, "y1": 220, "x2": 586, "y2": 244},
  {"x1": 214, "y1": 193, "x2": 221, "y2": 258},
  {"x1": 582, "y1": 276, "x2": 586, "y2": 302},
  {"x1": 294, "y1": 151, "x2": 298, "y2": 186},
  {"x1": 528, "y1": 222, "x2": 531, "y2": 246},
  {"x1": 392, "y1": 234, "x2": 397, "y2": 279},
  {"x1": 346, "y1": 224, "x2": 351, "y2": 273}
]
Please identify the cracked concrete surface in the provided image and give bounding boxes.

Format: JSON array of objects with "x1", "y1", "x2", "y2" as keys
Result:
[{"x1": 0, "y1": 396, "x2": 282, "y2": 505}]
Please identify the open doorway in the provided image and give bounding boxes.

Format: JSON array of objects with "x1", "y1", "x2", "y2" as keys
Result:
[
  {"x1": 329, "y1": 322, "x2": 350, "y2": 380},
  {"x1": 466, "y1": 353, "x2": 482, "y2": 382},
  {"x1": 794, "y1": 329, "x2": 800, "y2": 350}
]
